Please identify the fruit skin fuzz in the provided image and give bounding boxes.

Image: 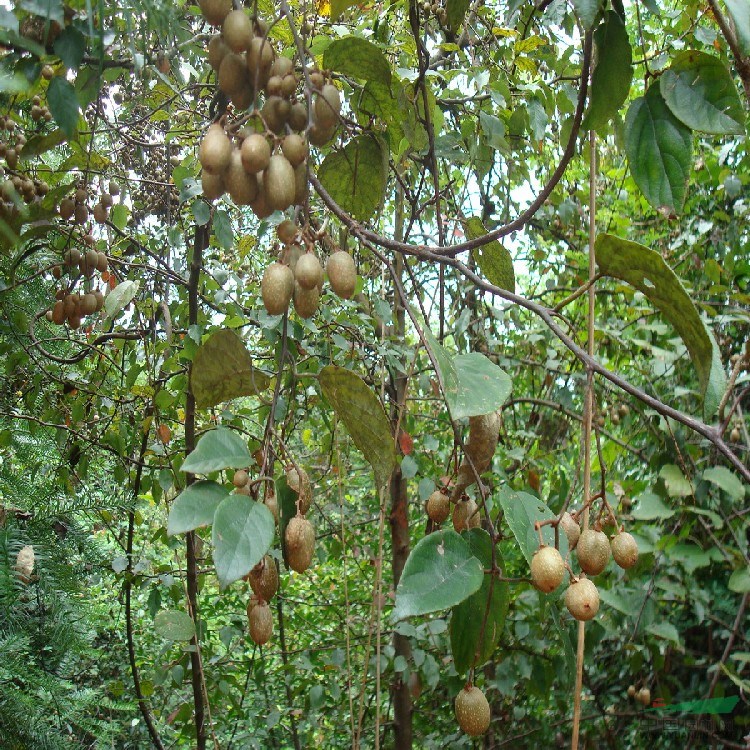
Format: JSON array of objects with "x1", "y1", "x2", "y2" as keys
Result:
[{"x1": 455, "y1": 685, "x2": 491, "y2": 736}]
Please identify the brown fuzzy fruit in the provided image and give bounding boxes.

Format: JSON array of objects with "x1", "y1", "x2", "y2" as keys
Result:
[
  {"x1": 73, "y1": 204, "x2": 88, "y2": 225},
  {"x1": 288, "y1": 102, "x2": 307, "y2": 132},
  {"x1": 241, "y1": 133, "x2": 271, "y2": 174},
  {"x1": 294, "y1": 163, "x2": 308, "y2": 205},
  {"x1": 59, "y1": 197, "x2": 75, "y2": 220},
  {"x1": 218, "y1": 52, "x2": 250, "y2": 96},
  {"x1": 270, "y1": 56, "x2": 294, "y2": 78},
  {"x1": 80, "y1": 293, "x2": 98, "y2": 315},
  {"x1": 202, "y1": 170, "x2": 225, "y2": 201},
  {"x1": 308, "y1": 119, "x2": 337, "y2": 147},
  {"x1": 51, "y1": 300, "x2": 65, "y2": 325},
  {"x1": 455, "y1": 686, "x2": 490, "y2": 736},
  {"x1": 264, "y1": 154, "x2": 296, "y2": 211},
  {"x1": 627, "y1": 684, "x2": 636, "y2": 699},
  {"x1": 199, "y1": 123, "x2": 232, "y2": 175},
  {"x1": 530, "y1": 545, "x2": 565, "y2": 593},
  {"x1": 222, "y1": 9, "x2": 253, "y2": 53},
  {"x1": 233, "y1": 469, "x2": 249, "y2": 488},
  {"x1": 261, "y1": 96, "x2": 290, "y2": 134},
  {"x1": 560, "y1": 511, "x2": 580, "y2": 550},
  {"x1": 426, "y1": 490, "x2": 450, "y2": 524},
  {"x1": 264, "y1": 491, "x2": 279, "y2": 523},
  {"x1": 208, "y1": 34, "x2": 229, "y2": 71},
  {"x1": 636, "y1": 687, "x2": 651, "y2": 706},
  {"x1": 246, "y1": 36, "x2": 274, "y2": 86},
  {"x1": 286, "y1": 465, "x2": 312, "y2": 514},
  {"x1": 248, "y1": 600, "x2": 273, "y2": 645},
  {"x1": 293, "y1": 282, "x2": 319, "y2": 319},
  {"x1": 294, "y1": 252, "x2": 322, "y2": 290},
  {"x1": 247, "y1": 554, "x2": 278, "y2": 602},
  {"x1": 576, "y1": 529, "x2": 611, "y2": 576},
  {"x1": 261, "y1": 262, "x2": 294, "y2": 315},
  {"x1": 564, "y1": 577, "x2": 600, "y2": 621},
  {"x1": 198, "y1": 0, "x2": 232, "y2": 26},
  {"x1": 96, "y1": 252, "x2": 108, "y2": 273},
  {"x1": 610, "y1": 531, "x2": 639, "y2": 570},
  {"x1": 93, "y1": 290, "x2": 105, "y2": 312},
  {"x1": 225, "y1": 149, "x2": 259, "y2": 205},
  {"x1": 281, "y1": 134, "x2": 307, "y2": 167},
  {"x1": 276, "y1": 219, "x2": 297, "y2": 245},
  {"x1": 326, "y1": 250, "x2": 357, "y2": 299},
  {"x1": 452, "y1": 497, "x2": 480, "y2": 532},
  {"x1": 315, "y1": 84, "x2": 341, "y2": 129},
  {"x1": 285, "y1": 515, "x2": 315, "y2": 573}
]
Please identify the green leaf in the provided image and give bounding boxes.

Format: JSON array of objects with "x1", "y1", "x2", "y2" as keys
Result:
[
  {"x1": 728, "y1": 566, "x2": 750, "y2": 593},
  {"x1": 584, "y1": 11, "x2": 633, "y2": 131},
  {"x1": 47, "y1": 76, "x2": 80, "y2": 138},
  {"x1": 724, "y1": 0, "x2": 750, "y2": 56},
  {"x1": 393, "y1": 530, "x2": 484, "y2": 621},
  {"x1": 319, "y1": 365, "x2": 397, "y2": 490},
  {"x1": 20, "y1": 0, "x2": 64, "y2": 24},
  {"x1": 181, "y1": 427, "x2": 251, "y2": 475},
  {"x1": 323, "y1": 37, "x2": 391, "y2": 86},
  {"x1": 464, "y1": 216, "x2": 515, "y2": 293},
  {"x1": 212, "y1": 495, "x2": 275, "y2": 588},
  {"x1": 53, "y1": 26, "x2": 86, "y2": 70},
  {"x1": 573, "y1": 0, "x2": 603, "y2": 28},
  {"x1": 190, "y1": 329, "x2": 270, "y2": 409},
  {"x1": 421, "y1": 324, "x2": 511, "y2": 419},
  {"x1": 450, "y1": 529, "x2": 508, "y2": 674},
  {"x1": 446, "y1": 0, "x2": 470, "y2": 31},
  {"x1": 0, "y1": 71, "x2": 32, "y2": 94},
  {"x1": 668, "y1": 543, "x2": 712, "y2": 573},
  {"x1": 154, "y1": 610, "x2": 196, "y2": 642},
  {"x1": 646, "y1": 621, "x2": 681, "y2": 647},
  {"x1": 631, "y1": 492, "x2": 675, "y2": 520},
  {"x1": 110, "y1": 203, "x2": 129, "y2": 230},
  {"x1": 167, "y1": 481, "x2": 229, "y2": 535},
  {"x1": 104, "y1": 280, "x2": 139, "y2": 319},
  {"x1": 660, "y1": 51, "x2": 745, "y2": 135},
  {"x1": 702, "y1": 466, "x2": 744, "y2": 501},
  {"x1": 330, "y1": 0, "x2": 357, "y2": 21},
  {"x1": 318, "y1": 135, "x2": 388, "y2": 223},
  {"x1": 624, "y1": 85, "x2": 693, "y2": 215},
  {"x1": 19, "y1": 129, "x2": 67, "y2": 161},
  {"x1": 496, "y1": 488, "x2": 568, "y2": 565},
  {"x1": 659, "y1": 464, "x2": 693, "y2": 497},
  {"x1": 595, "y1": 234, "x2": 726, "y2": 418}
]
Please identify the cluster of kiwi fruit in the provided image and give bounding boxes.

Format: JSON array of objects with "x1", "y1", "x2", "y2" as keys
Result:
[
  {"x1": 260, "y1": 218, "x2": 357, "y2": 318},
  {"x1": 284, "y1": 464, "x2": 316, "y2": 575},
  {"x1": 595, "y1": 401, "x2": 629, "y2": 428},
  {"x1": 627, "y1": 683, "x2": 652, "y2": 707},
  {"x1": 529, "y1": 509, "x2": 639, "y2": 622},
  {"x1": 421, "y1": 0, "x2": 449, "y2": 24},
  {"x1": 59, "y1": 181, "x2": 120, "y2": 226},
  {"x1": 197, "y1": 1, "x2": 341, "y2": 216}
]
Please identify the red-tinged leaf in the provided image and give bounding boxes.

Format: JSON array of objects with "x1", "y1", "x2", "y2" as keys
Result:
[{"x1": 398, "y1": 431, "x2": 414, "y2": 455}]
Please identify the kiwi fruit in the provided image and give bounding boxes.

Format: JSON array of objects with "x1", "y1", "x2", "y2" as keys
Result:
[
  {"x1": 636, "y1": 687, "x2": 651, "y2": 706},
  {"x1": 218, "y1": 52, "x2": 249, "y2": 96},
  {"x1": 426, "y1": 490, "x2": 450, "y2": 523},
  {"x1": 455, "y1": 686, "x2": 491, "y2": 736},
  {"x1": 530, "y1": 545, "x2": 565, "y2": 593},
  {"x1": 198, "y1": 0, "x2": 232, "y2": 26},
  {"x1": 233, "y1": 469, "x2": 249, "y2": 487},
  {"x1": 294, "y1": 252, "x2": 322, "y2": 290},
  {"x1": 248, "y1": 600, "x2": 273, "y2": 645},
  {"x1": 240, "y1": 133, "x2": 271, "y2": 173},
  {"x1": 96, "y1": 252, "x2": 108, "y2": 273},
  {"x1": 247, "y1": 554, "x2": 278, "y2": 602},
  {"x1": 225, "y1": 149, "x2": 259, "y2": 205},
  {"x1": 202, "y1": 170, "x2": 226, "y2": 201},
  {"x1": 293, "y1": 163, "x2": 308, "y2": 205},
  {"x1": 264, "y1": 154, "x2": 296, "y2": 211},
  {"x1": 559, "y1": 511, "x2": 580, "y2": 550},
  {"x1": 222, "y1": 9, "x2": 253, "y2": 53},
  {"x1": 270, "y1": 56, "x2": 294, "y2": 78},
  {"x1": 250, "y1": 180, "x2": 272, "y2": 219},
  {"x1": 80, "y1": 293, "x2": 98, "y2": 315},
  {"x1": 93, "y1": 290, "x2": 105, "y2": 311},
  {"x1": 576, "y1": 529, "x2": 611, "y2": 575},
  {"x1": 286, "y1": 243, "x2": 304, "y2": 273},
  {"x1": 286, "y1": 465, "x2": 312, "y2": 514},
  {"x1": 281, "y1": 74, "x2": 298, "y2": 97},
  {"x1": 261, "y1": 262, "x2": 294, "y2": 315},
  {"x1": 276, "y1": 218, "x2": 297, "y2": 245},
  {"x1": 281, "y1": 134, "x2": 307, "y2": 167},
  {"x1": 199, "y1": 123, "x2": 232, "y2": 175},
  {"x1": 108, "y1": 180, "x2": 120, "y2": 196},
  {"x1": 101, "y1": 193, "x2": 113, "y2": 208},
  {"x1": 51, "y1": 300, "x2": 65, "y2": 325},
  {"x1": 315, "y1": 84, "x2": 341, "y2": 129},
  {"x1": 627, "y1": 684, "x2": 636, "y2": 699},
  {"x1": 266, "y1": 75, "x2": 283, "y2": 96},
  {"x1": 452, "y1": 497, "x2": 480, "y2": 532},
  {"x1": 92, "y1": 202, "x2": 108, "y2": 224},
  {"x1": 564, "y1": 577, "x2": 600, "y2": 621},
  {"x1": 610, "y1": 531, "x2": 639, "y2": 569},
  {"x1": 264, "y1": 490, "x2": 279, "y2": 523},
  {"x1": 59, "y1": 197, "x2": 75, "y2": 220},
  {"x1": 208, "y1": 34, "x2": 229, "y2": 70},
  {"x1": 293, "y1": 282, "x2": 320, "y2": 319},
  {"x1": 285, "y1": 515, "x2": 315, "y2": 573},
  {"x1": 288, "y1": 101, "x2": 308, "y2": 131},
  {"x1": 326, "y1": 250, "x2": 357, "y2": 298},
  {"x1": 308, "y1": 119, "x2": 336, "y2": 147},
  {"x1": 74, "y1": 204, "x2": 89, "y2": 225},
  {"x1": 246, "y1": 36, "x2": 274, "y2": 87},
  {"x1": 261, "y1": 96, "x2": 291, "y2": 134}
]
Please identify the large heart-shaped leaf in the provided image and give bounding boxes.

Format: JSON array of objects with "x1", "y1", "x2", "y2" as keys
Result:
[
  {"x1": 154, "y1": 610, "x2": 196, "y2": 642},
  {"x1": 319, "y1": 365, "x2": 397, "y2": 490},
  {"x1": 181, "y1": 427, "x2": 252, "y2": 475},
  {"x1": 595, "y1": 233, "x2": 726, "y2": 418},
  {"x1": 464, "y1": 216, "x2": 515, "y2": 294},
  {"x1": 190, "y1": 329, "x2": 270, "y2": 409},
  {"x1": 212, "y1": 495, "x2": 275, "y2": 588},
  {"x1": 323, "y1": 37, "x2": 391, "y2": 86},
  {"x1": 624, "y1": 85, "x2": 693, "y2": 214},
  {"x1": 724, "y1": 0, "x2": 750, "y2": 56},
  {"x1": 47, "y1": 75, "x2": 80, "y2": 138},
  {"x1": 167, "y1": 480, "x2": 229, "y2": 535},
  {"x1": 660, "y1": 50, "x2": 745, "y2": 135},
  {"x1": 393, "y1": 530, "x2": 484, "y2": 620},
  {"x1": 450, "y1": 529, "x2": 509, "y2": 674}
]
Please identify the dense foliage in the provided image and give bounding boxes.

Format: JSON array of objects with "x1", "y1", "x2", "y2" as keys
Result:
[{"x1": 0, "y1": 0, "x2": 749, "y2": 748}]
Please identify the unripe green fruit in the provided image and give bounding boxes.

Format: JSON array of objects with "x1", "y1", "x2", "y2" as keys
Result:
[
  {"x1": 564, "y1": 577, "x2": 600, "y2": 621},
  {"x1": 248, "y1": 600, "x2": 273, "y2": 645},
  {"x1": 576, "y1": 528, "x2": 610, "y2": 575},
  {"x1": 610, "y1": 531, "x2": 639, "y2": 569},
  {"x1": 560, "y1": 511, "x2": 580, "y2": 549},
  {"x1": 294, "y1": 252, "x2": 322, "y2": 290},
  {"x1": 530, "y1": 545, "x2": 565, "y2": 593},
  {"x1": 263, "y1": 154, "x2": 296, "y2": 211},
  {"x1": 426, "y1": 490, "x2": 449, "y2": 523},
  {"x1": 222, "y1": 10, "x2": 253, "y2": 53},
  {"x1": 452, "y1": 497, "x2": 480, "y2": 532},
  {"x1": 241, "y1": 133, "x2": 271, "y2": 174},
  {"x1": 455, "y1": 686, "x2": 490, "y2": 736},
  {"x1": 285, "y1": 515, "x2": 315, "y2": 573},
  {"x1": 261, "y1": 262, "x2": 294, "y2": 315},
  {"x1": 326, "y1": 250, "x2": 357, "y2": 299},
  {"x1": 247, "y1": 554, "x2": 278, "y2": 602},
  {"x1": 199, "y1": 123, "x2": 232, "y2": 175}
]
